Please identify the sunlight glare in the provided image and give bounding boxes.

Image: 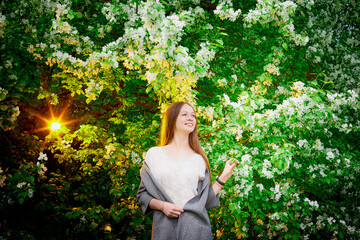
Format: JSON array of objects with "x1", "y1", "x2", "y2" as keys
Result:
[{"x1": 51, "y1": 122, "x2": 61, "y2": 131}]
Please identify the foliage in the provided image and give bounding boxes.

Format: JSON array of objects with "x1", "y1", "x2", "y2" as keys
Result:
[{"x1": 0, "y1": 0, "x2": 359, "y2": 239}]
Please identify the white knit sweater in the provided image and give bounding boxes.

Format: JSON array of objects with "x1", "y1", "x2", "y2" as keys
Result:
[{"x1": 145, "y1": 146, "x2": 206, "y2": 208}]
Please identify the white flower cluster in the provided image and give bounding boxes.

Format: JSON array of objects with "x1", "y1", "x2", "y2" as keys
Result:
[
  {"x1": 241, "y1": 154, "x2": 251, "y2": 162},
  {"x1": 17, "y1": 182, "x2": 28, "y2": 188},
  {"x1": 245, "y1": 9, "x2": 261, "y2": 24},
  {"x1": 37, "y1": 152, "x2": 48, "y2": 175},
  {"x1": 29, "y1": 188, "x2": 34, "y2": 198},
  {"x1": 244, "y1": 0, "x2": 309, "y2": 46},
  {"x1": 51, "y1": 47, "x2": 118, "y2": 69},
  {"x1": 262, "y1": 159, "x2": 274, "y2": 179},
  {"x1": 5, "y1": 59, "x2": 12, "y2": 68},
  {"x1": 130, "y1": 151, "x2": 142, "y2": 165},
  {"x1": 0, "y1": 88, "x2": 20, "y2": 130},
  {"x1": 105, "y1": 144, "x2": 116, "y2": 159},
  {"x1": 217, "y1": 78, "x2": 227, "y2": 86},
  {"x1": 119, "y1": 0, "x2": 217, "y2": 99},
  {"x1": 308, "y1": 164, "x2": 327, "y2": 178},
  {"x1": 313, "y1": 139, "x2": 324, "y2": 151},
  {"x1": 269, "y1": 212, "x2": 281, "y2": 220},
  {"x1": 214, "y1": 0, "x2": 241, "y2": 22},
  {"x1": 44, "y1": 3, "x2": 119, "y2": 102},
  {"x1": 212, "y1": 30, "x2": 358, "y2": 240},
  {"x1": 61, "y1": 140, "x2": 71, "y2": 149},
  {"x1": 230, "y1": 125, "x2": 243, "y2": 141},
  {"x1": 236, "y1": 163, "x2": 252, "y2": 178},
  {"x1": 16, "y1": 182, "x2": 34, "y2": 198},
  {"x1": 216, "y1": 80, "x2": 358, "y2": 208},
  {"x1": 50, "y1": 93, "x2": 59, "y2": 105},
  {"x1": 0, "y1": 167, "x2": 6, "y2": 187},
  {"x1": 265, "y1": 63, "x2": 280, "y2": 76},
  {"x1": 53, "y1": 14, "x2": 76, "y2": 35},
  {"x1": 8, "y1": 74, "x2": 18, "y2": 80},
  {"x1": 196, "y1": 42, "x2": 216, "y2": 75},
  {"x1": 101, "y1": 3, "x2": 119, "y2": 23},
  {"x1": 270, "y1": 183, "x2": 283, "y2": 202},
  {"x1": 38, "y1": 152, "x2": 48, "y2": 161},
  {"x1": 122, "y1": 1, "x2": 180, "y2": 63},
  {"x1": 304, "y1": 197, "x2": 319, "y2": 209},
  {"x1": 0, "y1": 13, "x2": 6, "y2": 38},
  {"x1": 9, "y1": 106, "x2": 20, "y2": 122},
  {"x1": 297, "y1": 139, "x2": 308, "y2": 148},
  {"x1": 328, "y1": 89, "x2": 360, "y2": 111},
  {"x1": 55, "y1": 3, "x2": 69, "y2": 20},
  {"x1": 233, "y1": 179, "x2": 254, "y2": 197},
  {"x1": 0, "y1": 87, "x2": 8, "y2": 101},
  {"x1": 223, "y1": 93, "x2": 249, "y2": 109},
  {"x1": 275, "y1": 86, "x2": 290, "y2": 96},
  {"x1": 265, "y1": 82, "x2": 358, "y2": 135},
  {"x1": 85, "y1": 79, "x2": 104, "y2": 102},
  {"x1": 197, "y1": 106, "x2": 215, "y2": 121},
  {"x1": 325, "y1": 149, "x2": 335, "y2": 160},
  {"x1": 256, "y1": 183, "x2": 264, "y2": 192},
  {"x1": 302, "y1": 0, "x2": 360, "y2": 91},
  {"x1": 43, "y1": 1, "x2": 218, "y2": 102},
  {"x1": 48, "y1": 36, "x2": 120, "y2": 101},
  {"x1": 203, "y1": 142, "x2": 213, "y2": 153},
  {"x1": 145, "y1": 71, "x2": 157, "y2": 83}
]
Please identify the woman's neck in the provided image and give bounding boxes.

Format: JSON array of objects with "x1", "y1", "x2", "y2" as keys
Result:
[{"x1": 168, "y1": 132, "x2": 190, "y2": 151}]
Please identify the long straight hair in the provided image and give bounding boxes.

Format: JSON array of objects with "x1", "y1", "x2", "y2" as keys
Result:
[{"x1": 159, "y1": 102, "x2": 211, "y2": 175}]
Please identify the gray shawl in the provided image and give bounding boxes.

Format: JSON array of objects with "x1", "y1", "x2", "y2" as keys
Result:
[{"x1": 137, "y1": 162, "x2": 220, "y2": 240}]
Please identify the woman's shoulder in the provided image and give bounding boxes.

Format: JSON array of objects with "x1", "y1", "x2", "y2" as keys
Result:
[
  {"x1": 146, "y1": 146, "x2": 162, "y2": 155},
  {"x1": 193, "y1": 152, "x2": 206, "y2": 166},
  {"x1": 145, "y1": 146, "x2": 162, "y2": 160},
  {"x1": 145, "y1": 146, "x2": 164, "y2": 168}
]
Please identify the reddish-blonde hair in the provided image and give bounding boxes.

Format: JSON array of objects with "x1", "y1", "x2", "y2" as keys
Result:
[{"x1": 159, "y1": 102, "x2": 211, "y2": 174}]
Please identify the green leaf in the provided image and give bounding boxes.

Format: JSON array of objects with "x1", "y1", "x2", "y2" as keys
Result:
[
  {"x1": 292, "y1": 234, "x2": 300, "y2": 240},
  {"x1": 27, "y1": 176, "x2": 35, "y2": 183},
  {"x1": 146, "y1": 85, "x2": 152, "y2": 93},
  {"x1": 282, "y1": 42, "x2": 288, "y2": 51},
  {"x1": 67, "y1": 10, "x2": 74, "y2": 20},
  {"x1": 154, "y1": 4, "x2": 163, "y2": 12},
  {"x1": 75, "y1": 12, "x2": 82, "y2": 18},
  {"x1": 65, "y1": 212, "x2": 73, "y2": 219},
  {"x1": 167, "y1": 39, "x2": 172, "y2": 47},
  {"x1": 216, "y1": 39, "x2": 224, "y2": 46}
]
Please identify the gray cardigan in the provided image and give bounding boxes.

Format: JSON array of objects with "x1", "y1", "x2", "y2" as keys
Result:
[{"x1": 137, "y1": 162, "x2": 220, "y2": 240}]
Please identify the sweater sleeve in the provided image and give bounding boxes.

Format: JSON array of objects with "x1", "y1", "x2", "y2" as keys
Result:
[
  {"x1": 137, "y1": 176, "x2": 154, "y2": 216},
  {"x1": 136, "y1": 149, "x2": 155, "y2": 216},
  {"x1": 205, "y1": 183, "x2": 220, "y2": 210}
]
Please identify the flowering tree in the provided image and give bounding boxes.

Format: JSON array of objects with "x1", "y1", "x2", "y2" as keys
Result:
[{"x1": 0, "y1": 0, "x2": 359, "y2": 239}]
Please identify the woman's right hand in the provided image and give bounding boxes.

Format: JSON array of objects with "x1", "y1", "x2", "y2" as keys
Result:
[{"x1": 161, "y1": 202, "x2": 184, "y2": 218}]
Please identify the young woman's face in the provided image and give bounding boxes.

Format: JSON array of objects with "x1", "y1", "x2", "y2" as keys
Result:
[{"x1": 175, "y1": 104, "x2": 196, "y2": 134}]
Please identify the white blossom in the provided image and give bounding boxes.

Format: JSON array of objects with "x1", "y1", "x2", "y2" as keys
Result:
[{"x1": 38, "y1": 152, "x2": 48, "y2": 161}]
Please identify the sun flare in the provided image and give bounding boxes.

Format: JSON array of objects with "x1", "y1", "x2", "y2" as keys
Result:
[
  {"x1": 26, "y1": 98, "x2": 82, "y2": 134},
  {"x1": 50, "y1": 121, "x2": 61, "y2": 131}
]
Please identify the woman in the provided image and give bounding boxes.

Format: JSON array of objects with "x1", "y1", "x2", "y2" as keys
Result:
[{"x1": 137, "y1": 102, "x2": 239, "y2": 239}]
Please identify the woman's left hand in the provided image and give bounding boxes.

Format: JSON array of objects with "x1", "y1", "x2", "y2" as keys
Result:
[{"x1": 218, "y1": 159, "x2": 239, "y2": 183}]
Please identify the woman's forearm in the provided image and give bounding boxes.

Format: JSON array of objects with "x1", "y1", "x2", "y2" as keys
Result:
[
  {"x1": 212, "y1": 182, "x2": 222, "y2": 195},
  {"x1": 149, "y1": 198, "x2": 184, "y2": 218},
  {"x1": 149, "y1": 198, "x2": 164, "y2": 211},
  {"x1": 213, "y1": 159, "x2": 239, "y2": 195},
  {"x1": 212, "y1": 175, "x2": 227, "y2": 195}
]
